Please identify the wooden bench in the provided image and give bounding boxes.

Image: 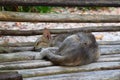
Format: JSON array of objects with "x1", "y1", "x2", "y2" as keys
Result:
[{"x1": 0, "y1": 0, "x2": 120, "y2": 80}]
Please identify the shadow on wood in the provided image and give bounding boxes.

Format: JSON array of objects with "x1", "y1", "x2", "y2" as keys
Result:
[{"x1": 0, "y1": 72, "x2": 23, "y2": 80}]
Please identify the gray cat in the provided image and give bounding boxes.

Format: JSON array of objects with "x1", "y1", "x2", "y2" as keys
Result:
[{"x1": 35, "y1": 32, "x2": 100, "y2": 66}]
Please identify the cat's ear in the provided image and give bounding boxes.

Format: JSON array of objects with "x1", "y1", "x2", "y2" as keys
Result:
[{"x1": 43, "y1": 28, "x2": 51, "y2": 40}]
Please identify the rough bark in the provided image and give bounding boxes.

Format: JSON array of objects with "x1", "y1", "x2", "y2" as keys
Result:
[
  {"x1": 0, "y1": 11, "x2": 120, "y2": 23},
  {"x1": 0, "y1": 26, "x2": 120, "y2": 36},
  {"x1": 0, "y1": 0, "x2": 119, "y2": 7}
]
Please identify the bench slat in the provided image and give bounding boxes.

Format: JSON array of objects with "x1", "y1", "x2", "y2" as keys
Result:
[
  {"x1": 24, "y1": 70, "x2": 120, "y2": 80},
  {"x1": 1, "y1": 62, "x2": 120, "y2": 78},
  {"x1": 0, "y1": 11, "x2": 120, "y2": 23},
  {"x1": 0, "y1": 0, "x2": 120, "y2": 7}
]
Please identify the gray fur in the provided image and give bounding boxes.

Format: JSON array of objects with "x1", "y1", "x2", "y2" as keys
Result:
[{"x1": 36, "y1": 32, "x2": 100, "y2": 66}]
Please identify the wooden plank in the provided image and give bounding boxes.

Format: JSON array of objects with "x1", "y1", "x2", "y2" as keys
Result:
[
  {"x1": 0, "y1": 47, "x2": 33, "y2": 53},
  {"x1": 0, "y1": 42, "x2": 34, "y2": 47},
  {"x1": 24, "y1": 70, "x2": 120, "y2": 80},
  {"x1": 1, "y1": 62, "x2": 119, "y2": 78},
  {"x1": 0, "y1": 0, "x2": 120, "y2": 7},
  {"x1": 98, "y1": 57, "x2": 120, "y2": 62},
  {"x1": 0, "y1": 11, "x2": 120, "y2": 23},
  {"x1": 0, "y1": 45, "x2": 120, "y2": 62},
  {"x1": 0, "y1": 41, "x2": 120, "y2": 47},
  {"x1": 100, "y1": 45, "x2": 120, "y2": 55},
  {"x1": 9, "y1": 47, "x2": 33, "y2": 52},
  {"x1": 0, "y1": 26, "x2": 120, "y2": 36},
  {"x1": 99, "y1": 45, "x2": 120, "y2": 48},
  {"x1": 0, "y1": 51, "x2": 40, "y2": 62},
  {"x1": 0, "y1": 60, "x2": 53, "y2": 70},
  {"x1": 101, "y1": 54, "x2": 120, "y2": 58},
  {"x1": 0, "y1": 54, "x2": 120, "y2": 70},
  {"x1": 100, "y1": 46, "x2": 120, "y2": 55},
  {"x1": 0, "y1": 44, "x2": 120, "y2": 53},
  {"x1": 97, "y1": 41, "x2": 120, "y2": 45}
]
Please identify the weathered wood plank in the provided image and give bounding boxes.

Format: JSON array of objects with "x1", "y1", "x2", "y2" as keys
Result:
[
  {"x1": 0, "y1": 60, "x2": 47, "y2": 65},
  {"x1": 0, "y1": 44, "x2": 120, "y2": 53},
  {"x1": 0, "y1": 26, "x2": 120, "y2": 36},
  {"x1": 0, "y1": 41, "x2": 120, "y2": 47},
  {"x1": 0, "y1": 44, "x2": 119, "y2": 55},
  {"x1": 0, "y1": 0, "x2": 120, "y2": 7},
  {"x1": 0, "y1": 47, "x2": 33, "y2": 53},
  {"x1": 0, "y1": 11, "x2": 120, "y2": 23},
  {"x1": 99, "y1": 45, "x2": 120, "y2": 48},
  {"x1": 9, "y1": 47, "x2": 33, "y2": 52},
  {"x1": 0, "y1": 51, "x2": 39, "y2": 62},
  {"x1": 0, "y1": 60, "x2": 53, "y2": 70},
  {"x1": 0, "y1": 45, "x2": 120, "y2": 62},
  {"x1": 1, "y1": 62, "x2": 119, "y2": 78},
  {"x1": 0, "y1": 54, "x2": 119, "y2": 70},
  {"x1": 100, "y1": 46, "x2": 120, "y2": 55},
  {"x1": 0, "y1": 42, "x2": 34, "y2": 47},
  {"x1": 101, "y1": 54, "x2": 120, "y2": 58},
  {"x1": 98, "y1": 57, "x2": 120, "y2": 62},
  {"x1": 98, "y1": 41, "x2": 120, "y2": 45},
  {"x1": 24, "y1": 70, "x2": 120, "y2": 80}
]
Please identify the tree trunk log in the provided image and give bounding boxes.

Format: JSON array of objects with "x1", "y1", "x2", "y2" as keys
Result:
[
  {"x1": 0, "y1": 26, "x2": 120, "y2": 36},
  {"x1": 0, "y1": 11, "x2": 120, "y2": 23},
  {"x1": 0, "y1": 0, "x2": 119, "y2": 7}
]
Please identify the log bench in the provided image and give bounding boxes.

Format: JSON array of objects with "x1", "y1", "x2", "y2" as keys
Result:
[
  {"x1": 0, "y1": 43, "x2": 120, "y2": 80},
  {"x1": 0, "y1": 0, "x2": 120, "y2": 80}
]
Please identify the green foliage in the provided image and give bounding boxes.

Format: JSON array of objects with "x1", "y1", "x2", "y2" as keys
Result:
[
  {"x1": 0, "y1": 6, "x2": 109, "y2": 13},
  {"x1": 35, "y1": 6, "x2": 52, "y2": 13},
  {"x1": 0, "y1": 6, "x2": 53, "y2": 13}
]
